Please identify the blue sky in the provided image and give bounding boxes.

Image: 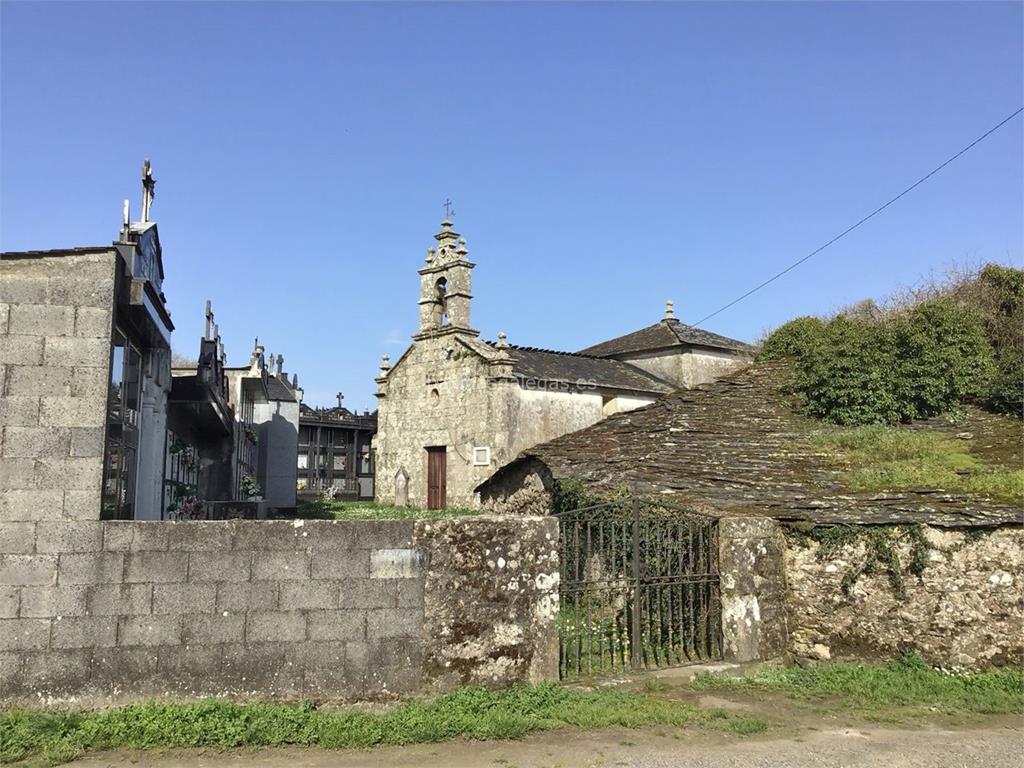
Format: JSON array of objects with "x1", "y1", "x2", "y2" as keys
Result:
[{"x1": 2, "y1": 2, "x2": 1021, "y2": 410}]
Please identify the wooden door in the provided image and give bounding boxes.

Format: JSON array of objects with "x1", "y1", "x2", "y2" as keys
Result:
[{"x1": 426, "y1": 447, "x2": 447, "y2": 510}]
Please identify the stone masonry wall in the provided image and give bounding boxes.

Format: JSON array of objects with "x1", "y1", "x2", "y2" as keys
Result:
[
  {"x1": 0, "y1": 516, "x2": 559, "y2": 705},
  {"x1": 615, "y1": 348, "x2": 752, "y2": 390},
  {"x1": 715, "y1": 518, "x2": 1021, "y2": 669},
  {"x1": 375, "y1": 336, "x2": 509, "y2": 509},
  {"x1": 785, "y1": 525, "x2": 1024, "y2": 669},
  {"x1": 1, "y1": 250, "x2": 117, "y2": 524},
  {"x1": 415, "y1": 515, "x2": 559, "y2": 691},
  {"x1": 376, "y1": 334, "x2": 625, "y2": 509},
  {"x1": 718, "y1": 517, "x2": 789, "y2": 663}
]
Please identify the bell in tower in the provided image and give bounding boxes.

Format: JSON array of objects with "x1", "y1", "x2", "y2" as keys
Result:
[{"x1": 415, "y1": 218, "x2": 478, "y2": 339}]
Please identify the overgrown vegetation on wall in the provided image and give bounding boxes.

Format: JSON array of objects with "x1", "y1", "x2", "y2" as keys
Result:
[
  {"x1": 786, "y1": 523, "x2": 937, "y2": 598},
  {"x1": 785, "y1": 521, "x2": 1002, "y2": 599},
  {"x1": 761, "y1": 264, "x2": 1023, "y2": 424},
  {"x1": 285, "y1": 499, "x2": 479, "y2": 520}
]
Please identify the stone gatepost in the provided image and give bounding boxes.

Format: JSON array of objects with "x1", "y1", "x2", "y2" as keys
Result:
[{"x1": 718, "y1": 517, "x2": 788, "y2": 662}]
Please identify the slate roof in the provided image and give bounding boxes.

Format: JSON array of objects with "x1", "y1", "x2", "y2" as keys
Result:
[
  {"x1": 479, "y1": 361, "x2": 1022, "y2": 528},
  {"x1": 500, "y1": 345, "x2": 675, "y2": 395},
  {"x1": 1, "y1": 246, "x2": 115, "y2": 259},
  {"x1": 300, "y1": 403, "x2": 378, "y2": 425},
  {"x1": 579, "y1": 318, "x2": 755, "y2": 357},
  {"x1": 265, "y1": 375, "x2": 296, "y2": 402}
]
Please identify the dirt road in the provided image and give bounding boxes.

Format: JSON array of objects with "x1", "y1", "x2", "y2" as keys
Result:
[{"x1": 69, "y1": 717, "x2": 1023, "y2": 768}]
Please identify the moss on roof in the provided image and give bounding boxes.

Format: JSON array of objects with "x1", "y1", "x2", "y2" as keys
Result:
[{"x1": 481, "y1": 361, "x2": 1022, "y2": 527}]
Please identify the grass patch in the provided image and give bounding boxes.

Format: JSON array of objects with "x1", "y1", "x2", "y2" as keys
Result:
[
  {"x1": 0, "y1": 683, "x2": 715, "y2": 767},
  {"x1": 814, "y1": 425, "x2": 1023, "y2": 504},
  {"x1": 286, "y1": 499, "x2": 479, "y2": 521},
  {"x1": 725, "y1": 717, "x2": 769, "y2": 736},
  {"x1": 691, "y1": 656, "x2": 1024, "y2": 715},
  {"x1": 641, "y1": 678, "x2": 672, "y2": 693}
]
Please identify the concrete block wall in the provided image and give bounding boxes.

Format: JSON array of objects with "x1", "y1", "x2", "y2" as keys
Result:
[
  {"x1": 1, "y1": 251, "x2": 117, "y2": 523},
  {"x1": 0, "y1": 516, "x2": 560, "y2": 704}
]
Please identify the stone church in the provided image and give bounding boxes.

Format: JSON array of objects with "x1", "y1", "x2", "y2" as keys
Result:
[{"x1": 373, "y1": 219, "x2": 754, "y2": 509}]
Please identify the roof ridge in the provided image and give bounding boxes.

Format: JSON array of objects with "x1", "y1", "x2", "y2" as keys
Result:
[
  {"x1": 485, "y1": 340, "x2": 607, "y2": 360},
  {"x1": 580, "y1": 316, "x2": 755, "y2": 355}
]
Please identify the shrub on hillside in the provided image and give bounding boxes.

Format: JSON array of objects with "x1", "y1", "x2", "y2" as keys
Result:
[
  {"x1": 795, "y1": 315, "x2": 902, "y2": 425},
  {"x1": 970, "y1": 264, "x2": 1023, "y2": 415},
  {"x1": 987, "y1": 350, "x2": 1023, "y2": 416},
  {"x1": 758, "y1": 316, "x2": 825, "y2": 361},
  {"x1": 891, "y1": 299, "x2": 996, "y2": 419},
  {"x1": 761, "y1": 263, "x2": 1020, "y2": 424}
]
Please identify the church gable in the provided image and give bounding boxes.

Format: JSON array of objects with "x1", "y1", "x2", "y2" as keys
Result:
[
  {"x1": 579, "y1": 300, "x2": 755, "y2": 357},
  {"x1": 576, "y1": 301, "x2": 756, "y2": 390}
]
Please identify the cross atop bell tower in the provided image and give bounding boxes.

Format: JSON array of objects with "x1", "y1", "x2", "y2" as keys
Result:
[{"x1": 415, "y1": 217, "x2": 478, "y2": 339}]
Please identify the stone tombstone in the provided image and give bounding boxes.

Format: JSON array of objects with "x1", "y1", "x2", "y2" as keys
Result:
[{"x1": 395, "y1": 467, "x2": 410, "y2": 507}]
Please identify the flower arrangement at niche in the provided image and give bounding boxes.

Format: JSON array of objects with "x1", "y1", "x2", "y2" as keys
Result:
[
  {"x1": 174, "y1": 496, "x2": 203, "y2": 520},
  {"x1": 243, "y1": 425, "x2": 259, "y2": 445},
  {"x1": 168, "y1": 438, "x2": 196, "y2": 468},
  {"x1": 166, "y1": 481, "x2": 203, "y2": 520},
  {"x1": 240, "y1": 474, "x2": 262, "y2": 499}
]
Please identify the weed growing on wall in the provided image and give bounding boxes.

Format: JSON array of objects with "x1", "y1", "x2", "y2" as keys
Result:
[
  {"x1": 283, "y1": 500, "x2": 479, "y2": 520},
  {"x1": 551, "y1": 479, "x2": 634, "y2": 515},
  {"x1": 786, "y1": 524, "x2": 939, "y2": 599},
  {"x1": 788, "y1": 522, "x2": 1003, "y2": 600}
]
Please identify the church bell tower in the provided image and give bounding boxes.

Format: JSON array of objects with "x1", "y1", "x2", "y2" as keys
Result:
[{"x1": 415, "y1": 219, "x2": 478, "y2": 339}]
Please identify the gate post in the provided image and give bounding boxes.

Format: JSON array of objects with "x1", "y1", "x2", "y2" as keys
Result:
[
  {"x1": 718, "y1": 517, "x2": 788, "y2": 662},
  {"x1": 631, "y1": 496, "x2": 642, "y2": 670}
]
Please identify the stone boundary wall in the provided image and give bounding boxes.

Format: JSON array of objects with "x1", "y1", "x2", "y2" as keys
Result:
[
  {"x1": 785, "y1": 525, "x2": 1023, "y2": 669},
  {"x1": 716, "y1": 517, "x2": 1022, "y2": 670},
  {"x1": 718, "y1": 517, "x2": 789, "y2": 663},
  {"x1": 0, "y1": 516, "x2": 559, "y2": 705}
]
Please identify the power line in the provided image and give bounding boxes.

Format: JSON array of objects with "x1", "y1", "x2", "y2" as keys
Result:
[{"x1": 690, "y1": 107, "x2": 1024, "y2": 327}]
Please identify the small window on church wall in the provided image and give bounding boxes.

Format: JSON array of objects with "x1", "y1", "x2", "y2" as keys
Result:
[
  {"x1": 430, "y1": 388, "x2": 440, "y2": 405},
  {"x1": 472, "y1": 447, "x2": 491, "y2": 466}
]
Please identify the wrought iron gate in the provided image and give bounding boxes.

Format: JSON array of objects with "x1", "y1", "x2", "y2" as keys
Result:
[{"x1": 556, "y1": 498, "x2": 722, "y2": 679}]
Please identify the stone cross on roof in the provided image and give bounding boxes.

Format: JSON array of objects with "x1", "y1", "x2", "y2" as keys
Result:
[
  {"x1": 141, "y1": 159, "x2": 156, "y2": 222},
  {"x1": 205, "y1": 300, "x2": 214, "y2": 340}
]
